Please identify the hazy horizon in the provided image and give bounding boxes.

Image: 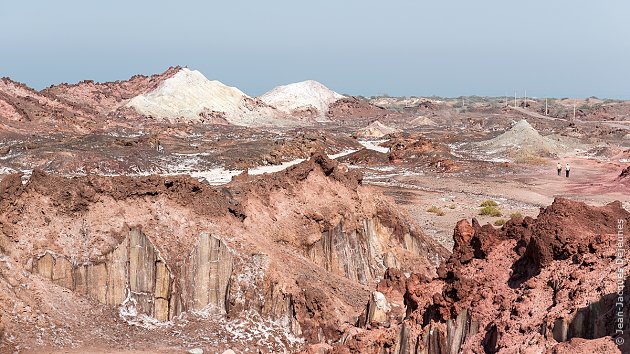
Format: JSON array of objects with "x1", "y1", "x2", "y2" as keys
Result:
[{"x1": 1, "y1": 0, "x2": 628, "y2": 99}]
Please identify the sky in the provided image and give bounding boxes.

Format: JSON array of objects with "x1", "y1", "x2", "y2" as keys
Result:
[{"x1": 0, "y1": 0, "x2": 628, "y2": 98}]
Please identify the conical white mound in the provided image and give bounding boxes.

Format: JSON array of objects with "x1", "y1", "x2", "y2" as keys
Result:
[
  {"x1": 259, "y1": 80, "x2": 344, "y2": 120},
  {"x1": 127, "y1": 68, "x2": 287, "y2": 126},
  {"x1": 475, "y1": 119, "x2": 568, "y2": 158}
]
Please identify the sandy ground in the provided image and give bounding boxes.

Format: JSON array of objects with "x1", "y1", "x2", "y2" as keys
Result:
[{"x1": 370, "y1": 157, "x2": 629, "y2": 250}]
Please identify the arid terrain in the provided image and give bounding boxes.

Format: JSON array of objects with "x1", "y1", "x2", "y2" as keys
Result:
[{"x1": 1, "y1": 67, "x2": 629, "y2": 353}]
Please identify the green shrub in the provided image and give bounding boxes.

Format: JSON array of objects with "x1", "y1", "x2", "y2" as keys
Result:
[
  {"x1": 510, "y1": 212, "x2": 523, "y2": 219},
  {"x1": 494, "y1": 219, "x2": 506, "y2": 226},
  {"x1": 427, "y1": 206, "x2": 445, "y2": 216},
  {"x1": 479, "y1": 206, "x2": 502, "y2": 217},
  {"x1": 480, "y1": 200, "x2": 498, "y2": 207}
]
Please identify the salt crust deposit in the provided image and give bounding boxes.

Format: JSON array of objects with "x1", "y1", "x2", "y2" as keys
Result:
[
  {"x1": 127, "y1": 68, "x2": 285, "y2": 126},
  {"x1": 259, "y1": 80, "x2": 344, "y2": 120},
  {"x1": 359, "y1": 140, "x2": 390, "y2": 154}
]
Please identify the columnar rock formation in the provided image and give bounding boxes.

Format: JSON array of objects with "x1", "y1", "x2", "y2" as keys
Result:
[
  {"x1": 0, "y1": 154, "x2": 448, "y2": 351},
  {"x1": 30, "y1": 228, "x2": 233, "y2": 321}
]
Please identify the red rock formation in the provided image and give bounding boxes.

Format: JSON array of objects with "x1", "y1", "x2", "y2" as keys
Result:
[
  {"x1": 41, "y1": 66, "x2": 182, "y2": 115},
  {"x1": 326, "y1": 97, "x2": 394, "y2": 121},
  {"x1": 381, "y1": 132, "x2": 460, "y2": 172},
  {"x1": 330, "y1": 198, "x2": 630, "y2": 353},
  {"x1": 0, "y1": 77, "x2": 95, "y2": 132}
]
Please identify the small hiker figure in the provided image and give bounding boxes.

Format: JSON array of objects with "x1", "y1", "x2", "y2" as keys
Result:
[
  {"x1": 565, "y1": 163, "x2": 570, "y2": 178},
  {"x1": 556, "y1": 162, "x2": 562, "y2": 176}
]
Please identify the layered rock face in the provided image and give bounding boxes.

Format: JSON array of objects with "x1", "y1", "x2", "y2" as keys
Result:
[
  {"x1": 0, "y1": 154, "x2": 447, "y2": 352},
  {"x1": 0, "y1": 77, "x2": 95, "y2": 133},
  {"x1": 332, "y1": 198, "x2": 630, "y2": 353}
]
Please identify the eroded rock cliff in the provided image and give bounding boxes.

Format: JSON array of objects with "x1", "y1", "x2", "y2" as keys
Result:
[{"x1": 0, "y1": 153, "x2": 447, "y2": 352}]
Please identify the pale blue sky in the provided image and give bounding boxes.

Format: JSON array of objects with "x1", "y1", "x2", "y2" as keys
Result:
[{"x1": 1, "y1": 1, "x2": 628, "y2": 98}]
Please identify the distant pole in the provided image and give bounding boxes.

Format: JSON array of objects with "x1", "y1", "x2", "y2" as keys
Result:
[
  {"x1": 514, "y1": 90, "x2": 517, "y2": 107},
  {"x1": 524, "y1": 90, "x2": 527, "y2": 107},
  {"x1": 545, "y1": 98, "x2": 548, "y2": 115},
  {"x1": 505, "y1": 93, "x2": 508, "y2": 107}
]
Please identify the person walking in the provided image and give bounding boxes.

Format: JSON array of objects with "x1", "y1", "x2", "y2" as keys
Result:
[
  {"x1": 556, "y1": 162, "x2": 562, "y2": 176},
  {"x1": 565, "y1": 163, "x2": 570, "y2": 178}
]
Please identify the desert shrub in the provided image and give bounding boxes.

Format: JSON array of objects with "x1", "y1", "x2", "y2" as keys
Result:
[
  {"x1": 447, "y1": 203, "x2": 456, "y2": 209},
  {"x1": 510, "y1": 212, "x2": 523, "y2": 218},
  {"x1": 427, "y1": 206, "x2": 445, "y2": 216},
  {"x1": 480, "y1": 206, "x2": 502, "y2": 217},
  {"x1": 494, "y1": 218, "x2": 506, "y2": 226},
  {"x1": 480, "y1": 200, "x2": 498, "y2": 207}
]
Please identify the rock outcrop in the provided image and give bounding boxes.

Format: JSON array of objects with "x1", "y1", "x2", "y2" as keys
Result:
[
  {"x1": 326, "y1": 97, "x2": 392, "y2": 121},
  {"x1": 382, "y1": 132, "x2": 459, "y2": 172},
  {"x1": 329, "y1": 198, "x2": 630, "y2": 353}
]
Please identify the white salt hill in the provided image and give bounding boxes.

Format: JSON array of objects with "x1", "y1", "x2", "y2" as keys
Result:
[
  {"x1": 259, "y1": 80, "x2": 344, "y2": 121},
  {"x1": 127, "y1": 68, "x2": 291, "y2": 126}
]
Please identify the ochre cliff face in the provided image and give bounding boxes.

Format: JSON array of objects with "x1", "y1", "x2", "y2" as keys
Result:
[{"x1": 0, "y1": 154, "x2": 448, "y2": 351}]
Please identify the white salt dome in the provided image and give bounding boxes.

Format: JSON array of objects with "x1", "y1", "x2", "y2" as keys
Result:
[
  {"x1": 259, "y1": 80, "x2": 344, "y2": 120},
  {"x1": 126, "y1": 68, "x2": 289, "y2": 126}
]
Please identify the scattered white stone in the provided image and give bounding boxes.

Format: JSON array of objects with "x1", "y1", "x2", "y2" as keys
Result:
[{"x1": 367, "y1": 291, "x2": 391, "y2": 324}]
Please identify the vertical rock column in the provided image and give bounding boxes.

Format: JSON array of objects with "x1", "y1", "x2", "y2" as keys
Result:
[
  {"x1": 180, "y1": 233, "x2": 233, "y2": 314},
  {"x1": 31, "y1": 228, "x2": 173, "y2": 321},
  {"x1": 129, "y1": 228, "x2": 157, "y2": 317}
]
